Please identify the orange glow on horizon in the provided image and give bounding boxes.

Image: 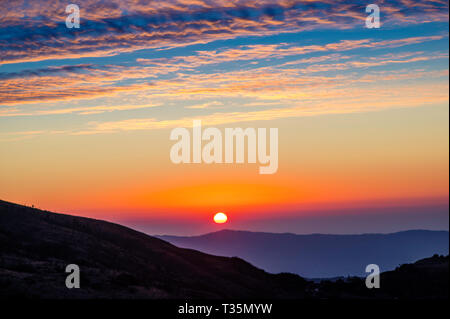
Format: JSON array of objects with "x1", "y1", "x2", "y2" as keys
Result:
[{"x1": 2, "y1": 106, "x2": 447, "y2": 221}]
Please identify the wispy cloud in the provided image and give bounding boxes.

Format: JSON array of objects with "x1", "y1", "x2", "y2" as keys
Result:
[
  {"x1": 1, "y1": 35, "x2": 446, "y2": 107},
  {"x1": 1, "y1": 1, "x2": 447, "y2": 65},
  {"x1": 73, "y1": 79, "x2": 448, "y2": 134}
]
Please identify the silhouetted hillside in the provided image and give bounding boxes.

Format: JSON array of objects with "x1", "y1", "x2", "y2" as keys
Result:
[
  {"x1": 315, "y1": 254, "x2": 449, "y2": 299},
  {"x1": 159, "y1": 229, "x2": 449, "y2": 277},
  {"x1": 0, "y1": 200, "x2": 309, "y2": 298},
  {"x1": 1, "y1": 200, "x2": 448, "y2": 299}
]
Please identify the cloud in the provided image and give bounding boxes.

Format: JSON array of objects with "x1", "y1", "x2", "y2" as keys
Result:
[
  {"x1": 0, "y1": 0, "x2": 447, "y2": 65},
  {"x1": 1, "y1": 35, "x2": 445, "y2": 106},
  {"x1": 74, "y1": 79, "x2": 448, "y2": 134},
  {"x1": 0, "y1": 63, "x2": 160, "y2": 105},
  {"x1": 185, "y1": 101, "x2": 224, "y2": 109},
  {"x1": 0, "y1": 103, "x2": 160, "y2": 117},
  {"x1": 137, "y1": 35, "x2": 445, "y2": 69}
]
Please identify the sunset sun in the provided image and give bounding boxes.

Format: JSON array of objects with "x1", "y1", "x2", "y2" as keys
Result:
[{"x1": 213, "y1": 212, "x2": 228, "y2": 224}]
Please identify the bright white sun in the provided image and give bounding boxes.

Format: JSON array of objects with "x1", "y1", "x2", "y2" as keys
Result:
[{"x1": 213, "y1": 212, "x2": 228, "y2": 224}]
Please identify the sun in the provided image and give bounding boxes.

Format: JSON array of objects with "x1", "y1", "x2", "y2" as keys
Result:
[{"x1": 213, "y1": 212, "x2": 228, "y2": 224}]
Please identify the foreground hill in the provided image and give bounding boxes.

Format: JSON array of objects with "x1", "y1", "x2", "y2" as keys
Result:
[
  {"x1": 159, "y1": 229, "x2": 449, "y2": 278},
  {"x1": 1, "y1": 199, "x2": 448, "y2": 299},
  {"x1": 314, "y1": 254, "x2": 449, "y2": 299},
  {"x1": 0, "y1": 200, "x2": 308, "y2": 298}
]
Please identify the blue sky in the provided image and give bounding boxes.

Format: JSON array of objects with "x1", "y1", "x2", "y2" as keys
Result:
[{"x1": 0, "y1": 0, "x2": 448, "y2": 234}]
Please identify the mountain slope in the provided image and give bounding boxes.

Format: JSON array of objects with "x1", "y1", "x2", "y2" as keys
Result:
[
  {"x1": 158, "y1": 229, "x2": 449, "y2": 278},
  {"x1": 0, "y1": 200, "x2": 308, "y2": 298},
  {"x1": 314, "y1": 254, "x2": 449, "y2": 299}
]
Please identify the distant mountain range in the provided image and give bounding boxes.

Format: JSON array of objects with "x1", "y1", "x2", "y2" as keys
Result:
[
  {"x1": 158, "y1": 229, "x2": 449, "y2": 278},
  {"x1": 0, "y1": 199, "x2": 448, "y2": 299}
]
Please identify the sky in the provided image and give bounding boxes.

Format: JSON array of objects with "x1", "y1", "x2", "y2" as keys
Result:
[{"x1": 0, "y1": 0, "x2": 448, "y2": 235}]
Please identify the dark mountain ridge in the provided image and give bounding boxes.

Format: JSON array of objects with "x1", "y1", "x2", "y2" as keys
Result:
[
  {"x1": 314, "y1": 254, "x2": 449, "y2": 299},
  {"x1": 158, "y1": 229, "x2": 449, "y2": 277},
  {"x1": 0, "y1": 200, "x2": 308, "y2": 298},
  {"x1": 1, "y1": 200, "x2": 447, "y2": 299}
]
